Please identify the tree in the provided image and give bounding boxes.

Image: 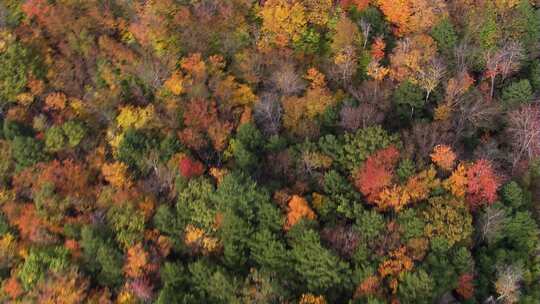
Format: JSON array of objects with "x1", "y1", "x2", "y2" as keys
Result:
[
  {"x1": 477, "y1": 204, "x2": 506, "y2": 244},
  {"x1": 253, "y1": 93, "x2": 282, "y2": 136},
  {"x1": 107, "y1": 204, "x2": 146, "y2": 249},
  {"x1": 330, "y1": 14, "x2": 362, "y2": 84},
  {"x1": 179, "y1": 99, "x2": 233, "y2": 151},
  {"x1": 44, "y1": 126, "x2": 66, "y2": 152},
  {"x1": 226, "y1": 123, "x2": 264, "y2": 172},
  {"x1": 389, "y1": 34, "x2": 438, "y2": 83},
  {"x1": 299, "y1": 293, "x2": 327, "y2": 304},
  {"x1": 282, "y1": 68, "x2": 335, "y2": 138},
  {"x1": 176, "y1": 177, "x2": 216, "y2": 232},
  {"x1": 116, "y1": 105, "x2": 155, "y2": 130},
  {"x1": 465, "y1": 159, "x2": 500, "y2": 210},
  {"x1": 44, "y1": 92, "x2": 67, "y2": 111},
  {"x1": 62, "y1": 120, "x2": 86, "y2": 148},
  {"x1": 270, "y1": 64, "x2": 304, "y2": 96},
  {"x1": 290, "y1": 228, "x2": 351, "y2": 293},
  {"x1": 30, "y1": 159, "x2": 90, "y2": 223},
  {"x1": 378, "y1": 246, "x2": 413, "y2": 293},
  {"x1": 284, "y1": 195, "x2": 317, "y2": 231},
  {"x1": 501, "y1": 79, "x2": 533, "y2": 109},
  {"x1": 495, "y1": 265, "x2": 523, "y2": 304},
  {"x1": 417, "y1": 57, "x2": 446, "y2": 102},
  {"x1": 0, "y1": 38, "x2": 44, "y2": 103},
  {"x1": 250, "y1": 229, "x2": 289, "y2": 273},
  {"x1": 397, "y1": 270, "x2": 434, "y2": 304},
  {"x1": 430, "y1": 144, "x2": 456, "y2": 171},
  {"x1": 156, "y1": 262, "x2": 195, "y2": 303},
  {"x1": 431, "y1": 17, "x2": 458, "y2": 57},
  {"x1": 339, "y1": 125, "x2": 400, "y2": 173},
  {"x1": 31, "y1": 268, "x2": 89, "y2": 304},
  {"x1": 320, "y1": 225, "x2": 359, "y2": 259},
  {"x1": 484, "y1": 41, "x2": 524, "y2": 99},
  {"x1": 3, "y1": 120, "x2": 33, "y2": 140},
  {"x1": 423, "y1": 196, "x2": 473, "y2": 246},
  {"x1": 258, "y1": 0, "x2": 307, "y2": 49},
  {"x1": 355, "y1": 146, "x2": 400, "y2": 205},
  {"x1": 124, "y1": 243, "x2": 149, "y2": 278},
  {"x1": 117, "y1": 129, "x2": 157, "y2": 174},
  {"x1": 392, "y1": 80, "x2": 425, "y2": 120},
  {"x1": 513, "y1": 0, "x2": 540, "y2": 54},
  {"x1": 12, "y1": 136, "x2": 47, "y2": 171},
  {"x1": 507, "y1": 105, "x2": 540, "y2": 169},
  {"x1": 455, "y1": 273, "x2": 474, "y2": 300},
  {"x1": 529, "y1": 60, "x2": 540, "y2": 91},
  {"x1": 102, "y1": 162, "x2": 132, "y2": 188},
  {"x1": 17, "y1": 246, "x2": 70, "y2": 291},
  {"x1": 0, "y1": 140, "x2": 14, "y2": 186},
  {"x1": 179, "y1": 155, "x2": 205, "y2": 179},
  {"x1": 80, "y1": 226, "x2": 124, "y2": 288}
]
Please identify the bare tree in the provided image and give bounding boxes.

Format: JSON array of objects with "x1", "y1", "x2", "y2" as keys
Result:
[
  {"x1": 342, "y1": 80, "x2": 392, "y2": 131},
  {"x1": 507, "y1": 104, "x2": 540, "y2": 170},
  {"x1": 359, "y1": 19, "x2": 371, "y2": 49},
  {"x1": 271, "y1": 63, "x2": 305, "y2": 96},
  {"x1": 253, "y1": 92, "x2": 282, "y2": 136},
  {"x1": 418, "y1": 57, "x2": 446, "y2": 102},
  {"x1": 477, "y1": 205, "x2": 506, "y2": 244},
  {"x1": 453, "y1": 91, "x2": 502, "y2": 141},
  {"x1": 494, "y1": 264, "x2": 523, "y2": 304},
  {"x1": 401, "y1": 122, "x2": 455, "y2": 162},
  {"x1": 484, "y1": 41, "x2": 524, "y2": 99},
  {"x1": 454, "y1": 41, "x2": 472, "y2": 73},
  {"x1": 333, "y1": 46, "x2": 358, "y2": 85},
  {"x1": 339, "y1": 102, "x2": 383, "y2": 132}
]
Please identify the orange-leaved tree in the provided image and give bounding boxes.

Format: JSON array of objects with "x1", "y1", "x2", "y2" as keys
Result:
[
  {"x1": 284, "y1": 195, "x2": 317, "y2": 230},
  {"x1": 430, "y1": 144, "x2": 456, "y2": 171}
]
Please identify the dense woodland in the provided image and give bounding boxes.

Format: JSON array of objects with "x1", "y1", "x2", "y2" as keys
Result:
[{"x1": 0, "y1": 0, "x2": 540, "y2": 303}]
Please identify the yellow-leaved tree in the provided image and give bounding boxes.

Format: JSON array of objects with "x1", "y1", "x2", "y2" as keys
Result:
[{"x1": 258, "y1": 0, "x2": 307, "y2": 49}]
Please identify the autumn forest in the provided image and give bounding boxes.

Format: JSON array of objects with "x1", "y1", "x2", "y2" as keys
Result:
[{"x1": 0, "y1": 0, "x2": 540, "y2": 303}]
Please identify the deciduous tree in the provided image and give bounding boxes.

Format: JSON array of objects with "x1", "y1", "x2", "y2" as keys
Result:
[
  {"x1": 465, "y1": 159, "x2": 500, "y2": 210},
  {"x1": 430, "y1": 145, "x2": 456, "y2": 171},
  {"x1": 284, "y1": 195, "x2": 316, "y2": 231}
]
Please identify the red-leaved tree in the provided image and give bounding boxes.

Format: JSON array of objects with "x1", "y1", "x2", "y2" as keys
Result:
[
  {"x1": 466, "y1": 159, "x2": 500, "y2": 210},
  {"x1": 179, "y1": 156, "x2": 205, "y2": 179},
  {"x1": 355, "y1": 146, "x2": 400, "y2": 203}
]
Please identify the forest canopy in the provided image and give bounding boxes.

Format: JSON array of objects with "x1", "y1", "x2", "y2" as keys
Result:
[{"x1": 0, "y1": 0, "x2": 540, "y2": 303}]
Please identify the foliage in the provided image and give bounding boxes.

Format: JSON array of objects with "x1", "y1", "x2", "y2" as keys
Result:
[
  {"x1": 501, "y1": 79, "x2": 533, "y2": 109},
  {"x1": 44, "y1": 126, "x2": 66, "y2": 152},
  {"x1": 431, "y1": 17, "x2": 458, "y2": 57},
  {"x1": 17, "y1": 246, "x2": 70, "y2": 291},
  {"x1": 465, "y1": 159, "x2": 500, "y2": 210},
  {"x1": 258, "y1": 0, "x2": 307, "y2": 49},
  {"x1": 179, "y1": 155, "x2": 205, "y2": 179},
  {"x1": 80, "y1": 226, "x2": 124, "y2": 287},
  {"x1": 0, "y1": 1, "x2": 539, "y2": 302},
  {"x1": 107, "y1": 204, "x2": 146, "y2": 249},
  {"x1": 0, "y1": 38, "x2": 43, "y2": 103},
  {"x1": 339, "y1": 126, "x2": 400, "y2": 173},
  {"x1": 430, "y1": 144, "x2": 456, "y2": 171},
  {"x1": 12, "y1": 136, "x2": 47, "y2": 171},
  {"x1": 284, "y1": 195, "x2": 317, "y2": 230},
  {"x1": 62, "y1": 121, "x2": 86, "y2": 148},
  {"x1": 529, "y1": 60, "x2": 540, "y2": 91},
  {"x1": 393, "y1": 80, "x2": 425, "y2": 120},
  {"x1": 355, "y1": 146, "x2": 400, "y2": 205},
  {"x1": 290, "y1": 228, "x2": 351, "y2": 293},
  {"x1": 423, "y1": 196, "x2": 473, "y2": 246}
]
